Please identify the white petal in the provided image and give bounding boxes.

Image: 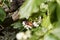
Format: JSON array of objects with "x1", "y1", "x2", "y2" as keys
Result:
[
  {"x1": 25, "y1": 30, "x2": 31, "y2": 38},
  {"x1": 24, "y1": 25, "x2": 32, "y2": 29},
  {"x1": 23, "y1": 34, "x2": 27, "y2": 40},
  {"x1": 22, "y1": 21, "x2": 26, "y2": 26},
  {"x1": 33, "y1": 22, "x2": 39, "y2": 27},
  {"x1": 16, "y1": 32, "x2": 24, "y2": 40}
]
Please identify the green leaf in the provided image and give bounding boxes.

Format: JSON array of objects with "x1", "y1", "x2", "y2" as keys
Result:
[
  {"x1": 0, "y1": 7, "x2": 6, "y2": 21},
  {"x1": 54, "y1": 3, "x2": 60, "y2": 27},
  {"x1": 48, "y1": 2, "x2": 57, "y2": 15},
  {"x1": 41, "y1": 15, "x2": 53, "y2": 30},
  {"x1": 44, "y1": 33, "x2": 59, "y2": 40},
  {"x1": 56, "y1": 0, "x2": 60, "y2": 5},
  {"x1": 48, "y1": 2, "x2": 58, "y2": 24},
  {"x1": 29, "y1": 27, "x2": 43, "y2": 40},
  {"x1": 2, "y1": 0, "x2": 10, "y2": 7},
  {"x1": 18, "y1": 0, "x2": 45, "y2": 19},
  {"x1": 32, "y1": 27, "x2": 44, "y2": 36},
  {"x1": 57, "y1": 5, "x2": 60, "y2": 22},
  {"x1": 51, "y1": 27, "x2": 60, "y2": 39},
  {"x1": 11, "y1": 21, "x2": 23, "y2": 29}
]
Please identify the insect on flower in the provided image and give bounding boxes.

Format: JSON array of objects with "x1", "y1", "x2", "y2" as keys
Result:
[{"x1": 22, "y1": 21, "x2": 33, "y2": 29}]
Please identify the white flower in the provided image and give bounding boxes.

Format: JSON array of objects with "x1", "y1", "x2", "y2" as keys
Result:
[
  {"x1": 22, "y1": 21, "x2": 26, "y2": 26},
  {"x1": 24, "y1": 25, "x2": 32, "y2": 29},
  {"x1": 16, "y1": 30, "x2": 31, "y2": 40},
  {"x1": 22, "y1": 21, "x2": 32, "y2": 29},
  {"x1": 23, "y1": 30, "x2": 31, "y2": 40},
  {"x1": 25, "y1": 30, "x2": 31, "y2": 38},
  {"x1": 33, "y1": 21, "x2": 39, "y2": 27},
  {"x1": 16, "y1": 32, "x2": 24, "y2": 40},
  {"x1": 23, "y1": 34, "x2": 27, "y2": 40}
]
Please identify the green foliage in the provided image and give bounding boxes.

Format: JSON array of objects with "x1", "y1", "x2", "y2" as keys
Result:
[
  {"x1": 41, "y1": 15, "x2": 53, "y2": 30},
  {"x1": 18, "y1": 0, "x2": 45, "y2": 19},
  {"x1": 44, "y1": 33, "x2": 59, "y2": 40},
  {"x1": 9, "y1": 0, "x2": 60, "y2": 40},
  {"x1": 0, "y1": 7, "x2": 6, "y2": 21},
  {"x1": 2, "y1": 0, "x2": 10, "y2": 7},
  {"x1": 51, "y1": 27, "x2": 60, "y2": 39},
  {"x1": 0, "y1": 0, "x2": 60, "y2": 40},
  {"x1": 29, "y1": 27, "x2": 44, "y2": 40},
  {"x1": 11, "y1": 21, "x2": 24, "y2": 29}
]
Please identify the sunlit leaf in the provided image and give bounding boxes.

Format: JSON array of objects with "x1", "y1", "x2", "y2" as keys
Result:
[
  {"x1": 18, "y1": 0, "x2": 45, "y2": 19},
  {"x1": 41, "y1": 15, "x2": 53, "y2": 30},
  {"x1": 56, "y1": 0, "x2": 60, "y2": 5}
]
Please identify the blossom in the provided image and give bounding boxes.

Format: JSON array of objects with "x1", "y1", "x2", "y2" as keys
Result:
[
  {"x1": 33, "y1": 21, "x2": 39, "y2": 27},
  {"x1": 16, "y1": 30, "x2": 31, "y2": 40}
]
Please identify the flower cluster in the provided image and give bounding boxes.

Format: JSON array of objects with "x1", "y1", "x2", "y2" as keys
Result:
[
  {"x1": 22, "y1": 16, "x2": 41, "y2": 29},
  {"x1": 16, "y1": 30, "x2": 31, "y2": 40}
]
